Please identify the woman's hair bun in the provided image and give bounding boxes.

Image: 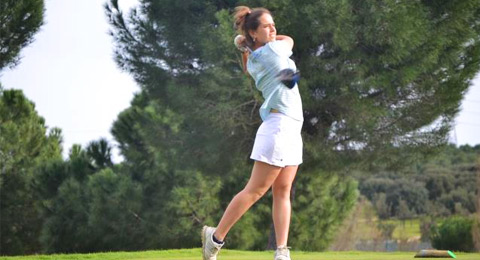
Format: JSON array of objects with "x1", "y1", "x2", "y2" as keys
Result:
[{"x1": 233, "y1": 6, "x2": 251, "y2": 32}]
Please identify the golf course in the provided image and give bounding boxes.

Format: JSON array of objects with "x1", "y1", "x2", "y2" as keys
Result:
[{"x1": 0, "y1": 249, "x2": 479, "y2": 260}]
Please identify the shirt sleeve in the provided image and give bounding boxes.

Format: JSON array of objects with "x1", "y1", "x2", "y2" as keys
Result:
[{"x1": 267, "y1": 40, "x2": 293, "y2": 57}]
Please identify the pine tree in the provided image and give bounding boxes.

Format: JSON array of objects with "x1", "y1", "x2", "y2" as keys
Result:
[
  {"x1": 32, "y1": 140, "x2": 126, "y2": 253},
  {"x1": 0, "y1": 2, "x2": 47, "y2": 251},
  {"x1": 0, "y1": 0, "x2": 45, "y2": 70},
  {"x1": 0, "y1": 89, "x2": 62, "y2": 255},
  {"x1": 106, "y1": 0, "x2": 480, "y2": 250}
]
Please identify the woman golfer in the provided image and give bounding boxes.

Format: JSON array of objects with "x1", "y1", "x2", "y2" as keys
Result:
[{"x1": 202, "y1": 6, "x2": 303, "y2": 260}]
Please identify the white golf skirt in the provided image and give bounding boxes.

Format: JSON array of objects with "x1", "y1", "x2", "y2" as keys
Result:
[{"x1": 250, "y1": 112, "x2": 303, "y2": 167}]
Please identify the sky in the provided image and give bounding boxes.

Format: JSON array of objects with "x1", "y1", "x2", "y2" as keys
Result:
[
  {"x1": 1, "y1": 0, "x2": 140, "y2": 162},
  {"x1": 1, "y1": 0, "x2": 479, "y2": 163}
]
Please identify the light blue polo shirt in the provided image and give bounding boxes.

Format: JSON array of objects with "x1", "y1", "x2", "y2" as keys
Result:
[{"x1": 247, "y1": 40, "x2": 303, "y2": 122}]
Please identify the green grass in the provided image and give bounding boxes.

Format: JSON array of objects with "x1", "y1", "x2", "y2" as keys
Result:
[
  {"x1": 1, "y1": 249, "x2": 479, "y2": 260},
  {"x1": 387, "y1": 219, "x2": 421, "y2": 240},
  {"x1": 344, "y1": 200, "x2": 423, "y2": 242},
  {"x1": 353, "y1": 218, "x2": 421, "y2": 241},
  {"x1": 348, "y1": 200, "x2": 422, "y2": 241}
]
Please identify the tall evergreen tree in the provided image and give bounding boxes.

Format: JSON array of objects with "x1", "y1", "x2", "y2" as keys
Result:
[
  {"x1": 0, "y1": 0, "x2": 45, "y2": 70},
  {"x1": 0, "y1": 2, "x2": 48, "y2": 254},
  {"x1": 34, "y1": 158, "x2": 144, "y2": 253},
  {"x1": 0, "y1": 89, "x2": 62, "y2": 255},
  {"x1": 106, "y1": 0, "x2": 480, "y2": 250},
  {"x1": 86, "y1": 138, "x2": 114, "y2": 169}
]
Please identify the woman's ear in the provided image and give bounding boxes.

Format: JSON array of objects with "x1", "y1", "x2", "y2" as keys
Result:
[{"x1": 248, "y1": 30, "x2": 256, "y2": 41}]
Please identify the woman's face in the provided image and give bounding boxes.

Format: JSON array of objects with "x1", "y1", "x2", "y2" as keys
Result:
[{"x1": 250, "y1": 13, "x2": 276, "y2": 45}]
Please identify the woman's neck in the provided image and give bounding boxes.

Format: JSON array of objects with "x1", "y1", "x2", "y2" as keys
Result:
[{"x1": 252, "y1": 42, "x2": 267, "y2": 51}]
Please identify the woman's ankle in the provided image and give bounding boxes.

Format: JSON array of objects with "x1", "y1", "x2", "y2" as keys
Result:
[{"x1": 212, "y1": 231, "x2": 225, "y2": 244}]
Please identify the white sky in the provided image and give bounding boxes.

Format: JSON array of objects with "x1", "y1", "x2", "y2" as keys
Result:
[
  {"x1": 0, "y1": 0, "x2": 140, "y2": 162},
  {"x1": 1, "y1": 0, "x2": 479, "y2": 163}
]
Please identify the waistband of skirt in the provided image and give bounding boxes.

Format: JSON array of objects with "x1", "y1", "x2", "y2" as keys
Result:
[{"x1": 266, "y1": 111, "x2": 303, "y2": 122}]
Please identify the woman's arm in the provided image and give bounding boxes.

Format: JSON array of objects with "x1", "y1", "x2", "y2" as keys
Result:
[{"x1": 275, "y1": 35, "x2": 294, "y2": 50}]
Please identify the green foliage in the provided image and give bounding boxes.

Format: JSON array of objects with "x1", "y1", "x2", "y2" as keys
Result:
[
  {"x1": 292, "y1": 173, "x2": 358, "y2": 250},
  {"x1": 86, "y1": 138, "x2": 114, "y2": 169},
  {"x1": 377, "y1": 222, "x2": 396, "y2": 240},
  {"x1": 0, "y1": 89, "x2": 62, "y2": 255},
  {"x1": 168, "y1": 171, "x2": 221, "y2": 243},
  {"x1": 358, "y1": 144, "x2": 479, "y2": 219},
  {"x1": 6, "y1": 0, "x2": 479, "y2": 254},
  {"x1": 397, "y1": 199, "x2": 413, "y2": 220},
  {"x1": 39, "y1": 177, "x2": 91, "y2": 253},
  {"x1": 0, "y1": 0, "x2": 45, "y2": 70},
  {"x1": 0, "y1": 89, "x2": 62, "y2": 170},
  {"x1": 431, "y1": 216, "x2": 475, "y2": 252},
  {"x1": 359, "y1": 176, "x2": 429, "y2": 218},
  {"x1": 373, "y1": 193, "x2": 390, "y2": 219},
  {"x1": 420, "y1": 217, "x2": 436, "y2": 242},
  {"x1": 280, "y1": 0, "x2": 480, "y2": 170},
  {"x1": 86, "y1": 168, "x2": 144, "y2": 251},
  {"x1": 33, "y1": 140, "x2": 141, "y2": 254},
  {"x1": 104, "y1": 0, "x2": 480, "y2": 251},
  {"x1": 169, "y1": 172, "x2": 221, "y2": 235}
]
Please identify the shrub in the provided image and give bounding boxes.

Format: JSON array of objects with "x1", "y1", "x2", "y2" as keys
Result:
[{"x1": 430, "y1": 216, "x2": 474, "y2": 252}]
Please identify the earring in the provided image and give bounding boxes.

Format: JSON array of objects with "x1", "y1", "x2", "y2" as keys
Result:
[{"x1": 253, "y1": 37, "x2": 256, "y2": 42}]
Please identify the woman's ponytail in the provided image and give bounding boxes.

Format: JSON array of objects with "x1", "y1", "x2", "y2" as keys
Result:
[
  {"x1": 233, "y1": 6, "x2": 270, "y2": 74},
  {"x1": 233, "y1": 6, "x2": 251, "y2": 34}
]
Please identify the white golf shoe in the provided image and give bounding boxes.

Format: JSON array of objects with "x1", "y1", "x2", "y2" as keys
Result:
[
  {"x1": 201, "y1": 226, "x2": 223, "y2": 260},
  {"x1": 274, "y1": 245, "x2": 291, "y2": 260}
]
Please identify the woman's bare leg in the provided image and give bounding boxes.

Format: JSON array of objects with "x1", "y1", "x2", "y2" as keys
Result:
[
  {"x1": 214, "y1": 161, "x2": 282, "y2": 240},
  {"x1": 272, "y1": 165, "x2": 298, "y2": 246}
]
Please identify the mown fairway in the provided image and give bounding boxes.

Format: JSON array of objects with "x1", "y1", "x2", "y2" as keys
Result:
[{"x1": 1, "y1": 249, "x2": 479, "y2": 260}]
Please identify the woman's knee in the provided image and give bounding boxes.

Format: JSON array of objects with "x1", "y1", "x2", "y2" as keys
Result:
[
  {"x1": 242, "y1": 187, "x2": 268, "y2": 201},
  {"x1": 272, "y1": 183, "x2": 292, "y2": 199}
]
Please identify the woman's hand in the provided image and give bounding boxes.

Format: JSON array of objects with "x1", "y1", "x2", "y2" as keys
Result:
[{"x1": 234, "y1": 35, "x2": 249, "y2": 52}]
